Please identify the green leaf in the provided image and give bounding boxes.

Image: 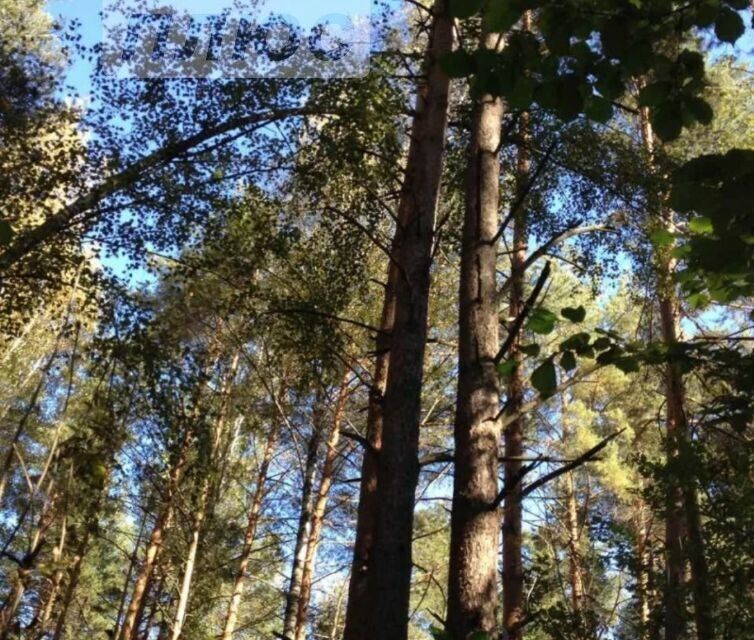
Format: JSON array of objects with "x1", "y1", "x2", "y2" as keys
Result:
[
  {"x1": 485, "y1": 1, "x2": 524, "y2": 32},
  {"x1": 715, "y1": 7, "x2": 745, "y2": 43},
  {"x1": 531, "y1": 358, "x2": 558, "y2": 398},
  {"x1": 651, "y1": 102, "x2": 683, "y2": 142},
  {"x1": 509, "y1": 75, "x2": 535, "y2": 110},
  {"x1": 430, "y1": 627, "x2": 452, "y2": 640},
  {"x1": 561, "y1": 332, "x2": 591, "y2": 354},
  {"x1": 689, "y1": 217, "x2": 714, "y2": 234},
  {"x1": 638, "y1": 81, "x2": 672, "y2": 108},
  {"x1": 469, "y1": 633, "x2": 491, "y2": 640},
  {"x1": 554, "y1": 74, "x2": 584, "y2": 122},
  {"x1": 520, "y1": 343, "x2": 541, "y2": 357},
  {"x1": 650, "y1": 229, "x2": 675, "y2": 247},
  {"x1": 497, "y1": 359, "x2": 519, "y2": 380},
  {"x1": 0, "y1": 220, "x2": 13, "y2": 246},
  {"x1": 561, "y1": 306, "x2": 587, "y2": 323},
  {"x1": 527, "y1": 307, "x2": 558, "y2": 335},
  {"x1": 693, "y1": 1, "x2": 721, "y2": 27},
  {"x1": 441, "y1": 50, "x2": 475, "y2": 78},
  {"x1": 448, "y1": 0, "x2": 485, "y2": 19},
  {"x1": 601, "y1": 19, "x2": 630, "y2": 58},
  {"x1": 593, "y1": 337, "x2": 612, "y2": 351},
  {"x1": 561, "y1": 350, "x2": 577, "y2": 372},
  {"x1": 686, "y1": 96, "x2": 714, "y2": 125},
  {"x1": 584, "y1": 95, "x2": 614, "y2": 123},
  {"x1": 614, "y1": 356, "x2": 641, "y2": 374}
]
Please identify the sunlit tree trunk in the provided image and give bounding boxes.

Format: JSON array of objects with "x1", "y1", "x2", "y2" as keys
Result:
[
  {"x1": 503, "y1": 110, "x2": 531, "y2": 640},
  {"x1": 0, "y1": 477, "x2": 59, "y2": 639},
  {"x1": 343, "y1": 270, "x2": 393, "y2": 640},
  {"x1": 639, "y1": 105, "x2": 714, "y2": 640},
  {"x1": 295, "y1": 377, "x2": 350, "y2": 640},
  {"x1": 282, "y1": 409, "x2": 324, "y2": 640},
  {"x1": 117, "y1": 430, "x2": 191, "y2": 640},
  {"x1": 33, "y1": 511, "x2": 68, "y2": 635},
  {"x1": 446, "y1": 26, "x2": 505, "y2": 639},
  {"x1": 169, "y1": 353, "x2": 238, "y2": 640},
  {"x1": 564, "y1": 473, "x2": 585, "y2": 619},
  {"x1": 367, "y1": 2, "x2": 453, "y2": 637},
  {"x1": 635, "y1": 496, "x2": 652, "y2": 640},
  {"x1": 220, "y1": 420, "x2": 281, "y2": 640}
]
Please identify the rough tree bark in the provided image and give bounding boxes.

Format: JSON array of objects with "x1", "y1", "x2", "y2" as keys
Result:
[
  {"x1": 294, "y1": 377, "x2": 350, "y2": 640},
  {"x1": 503, "y1": 110, "x2": 531, "y2": 640},
  {"x1": 343, "y1": 288, "x2": 392, "y2": 640},
  {"x1": 366, "y1": 1, "x2": 453, "y2": 637},
  {"x1": 446, "y1": 27, "x2": 505, "y2": 640}
]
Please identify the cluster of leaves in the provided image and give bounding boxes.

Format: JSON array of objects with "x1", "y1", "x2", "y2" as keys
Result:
[
  {"x1": 443, "y1": 0, "x2": 749, "y2": 138},
  {"x1": 670, "y1": 148, "x2": 754, "y2": 306},
  {"x1": 499, "y1": 303, "x2": 650, "y2": 398}
]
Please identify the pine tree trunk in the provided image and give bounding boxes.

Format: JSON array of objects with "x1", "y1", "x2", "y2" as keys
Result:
[
  {"x1": 564, "y1": 473, "x2": 585, "y2": 619},
  {"x1": 118, "y1": 434, "x2": 190, "y2": 640},
  {"x1": 33, "y1": 513, "x2": 68, "y2": 635},
  {"x1": 115, "y1": 515, "x2": 148, "y2": 637},
  {"x1": 295, "y1": 378, "x2": 349, "y2": 640},
  {"x1": 503, "y1": 111, "x2": 531, "y2": 640},
  {"x1": 168, "y1": 483, "x2": 209, "y2": 640},
  {"x1": 220, "y1": 421, "x2": 280, "y2": 640},
  {"x1": 51, "y1": 541, "x2": 87, "y2": 640},
  {"x1": 169, "y1": 354, "x2": 238, "y2": 640},
  {"x1": 635, "y1": 497, "x2": 652, "y2": 640},
  {"x1": 343, "y1": 269, "x2": 393, "y2": 640},
  {"x1": 446, "y1": 27, "x2": 505, "y2": 640},
  {"x1": 367, "y1": 2, "x2": 453, "y2": 637},
  {"x1": 282, "y1": 413, "x2": 324, "y2": 640},
  {"x1": 639, "y1": 105, "x2": 714, "y2": 640}
]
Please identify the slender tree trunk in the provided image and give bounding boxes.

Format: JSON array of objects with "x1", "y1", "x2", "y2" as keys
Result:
[
  {"x1": 0, "y1": 478, "x2": 59, "y2": 639},
  {"x1": 295, "y1": 378, "x2": 350, "y2": 640},
  {"x1": 118, "y1": 433, "x2": 191, "y2": 640},
  {"x1": 168, "y1": 483, "x2": 209, "y2": 640},
  {"x1": 0, "y1": 344, "x2": 60, "y2": 508},
  {"x1": 169, "y1": 354, "x2": 238, "y2": 640},
  {"x1": 446, "y1": 27, "x2": 505, "y2": 640},
  {"x1": 503, "y1": 110, "x2": 531, "y2": 640},
  {"x1": 33, "y1": 512, "x2": 68, "y2": 634},
  {"x1": 639, "y1": 105, "x2": 714, "y2": 640},
  {"x1": 220, "y1": 422, "x2": 281, "y2": 640},
  {"x1": 343, "y1": 278, "x2": 392, "y2": 640},
  {"x1": 51, "y1": 538, "x2": 88, "y2": 640},
  {"x1": 114, "y1": 515, "x2": 148, "y2": 637},
  {"x1": 367, "y1": 3, "x2": 453, "y2": 638},
  {"x1": 635, "y1": 497, "x2": 652, "y2": 640},
  {"x1": 564, "y1": 473, "x2": 585, "y2": 619},
  {"x1": 282, "y1": 412, "x2": 324, "y2": 640},
  {"x1": 330, "y1": 578, "x2": 348, "y2": 640}
]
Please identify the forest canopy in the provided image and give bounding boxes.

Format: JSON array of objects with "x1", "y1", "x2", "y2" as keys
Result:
[{"x1": 0, "y1": 1, "x2": 753, "y2": 640}]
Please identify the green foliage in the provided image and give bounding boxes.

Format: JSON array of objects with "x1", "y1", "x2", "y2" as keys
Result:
[
  {"x1": 527, "y1": 307, "x2": 558, "y2": 335},
  {"x1": 561, "y1": 306, "x2": 586, "y2": 323},
  {"x1": 672, "y1": 149, "x2": 754, "y2": 302},
  {"x1": 531, "y1": 357, "x2": 557, "y2": 397},
  {"x1": 442, "y1": 0, "x2": 749, "y2": 140}
]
